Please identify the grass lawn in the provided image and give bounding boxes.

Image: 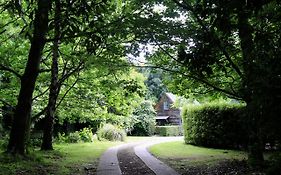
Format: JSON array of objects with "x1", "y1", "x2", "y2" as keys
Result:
[
  {"x1": 0, "y1": 141, "x2": 120, "y2": 175},
  {"x1": 149, "y1": 141, "x2": 249, "y2": 174},
  {"x1": 0, "y1": 136, "x2": 157, "y2": 175}
]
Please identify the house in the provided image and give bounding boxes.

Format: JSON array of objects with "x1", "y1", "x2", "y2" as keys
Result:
[{"x1": 154, "y1": 92, "x2": 182, "y2": 126}]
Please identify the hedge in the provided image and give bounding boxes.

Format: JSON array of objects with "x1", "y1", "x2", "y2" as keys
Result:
[
  {"x1": 182, "y1": 102, "x2": 248, "y2": 149},
  {"x1": 155, "y1": 126, "x2": 183, "y2": 136}
]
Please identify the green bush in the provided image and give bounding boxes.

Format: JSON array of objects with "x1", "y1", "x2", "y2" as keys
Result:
[
  {"x1": 79, "y1": 128, "x2": 93, "y2": 142},
  {"x1": 55, "y1": 127, "x2": 93, "y2": 143},
  {"x1": 0, "y1": 134, "x2": 9, "y2": 149},
  {"x1": 97, "y1": 124, "x2": 126, "y2": 141},
  {"x1": 56, "y1": 132, "x2": 67, "y2": 143},
  {"x1": 67, "y1": 131, "x2": 81, "y2": 143},
  {"x1": 155, "y1": 126, "x2": 183, "y2": 136},
  {"x1": 129, "y1": 100, "x2": 156, "y2": 136},
  {"x1": 182, "y1": 102, "x2": 248, "y2": 149},
  {"x1": 29, "y1": 132, "x2": 43, "y2": 147},
  {"x1": 266, "y1": 153, "x2": 281, "y2": 175}
]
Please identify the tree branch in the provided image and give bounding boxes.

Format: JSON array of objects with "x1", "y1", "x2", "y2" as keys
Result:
[
  {"x1": 129, "y1": 63, "x2": 242, "y2": 100},
  {"x1": 172, "y1": 0, "x2": 243, "y2": 77},
  {"x1": 0, "y1": 99, "x2": 15, "y2": 109},
  {"x1": 31, "y1": 107, "x2": 47, "y2": 123},
  {"x1": 0, "y1": 63, "x2": 22, "y2": 79},
  {"x1": 32, "y1": 87, "x2": 50, "y2": 101},
  {"x1": 55, "y1": 76, "x2": 80, "y2": 109}
]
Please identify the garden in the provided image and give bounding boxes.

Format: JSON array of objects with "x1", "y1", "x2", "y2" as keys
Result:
[{"x1": 1, "y1": 0, "x2": 281, "y2": 174}]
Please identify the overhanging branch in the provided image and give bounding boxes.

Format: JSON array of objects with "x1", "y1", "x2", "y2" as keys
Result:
[
  {"x1": 0, "y1": 63, "x2": 22, "y2": 79},
  {"x1": 172, "y1": 0, "x2": 243, "y2": 77}
]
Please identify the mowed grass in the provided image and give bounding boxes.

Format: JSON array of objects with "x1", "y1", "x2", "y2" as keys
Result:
[
  {"x1": 149, "y1": 141, "x2": 247, "y2": 168},
  {"x1": 0, "y1": 141, "x2": 120, "y2": 175},
  {"x1": 0, "y1": 136, "x2": 158, "y2": 175}
]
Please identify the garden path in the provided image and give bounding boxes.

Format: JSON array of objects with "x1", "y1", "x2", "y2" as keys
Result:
[{"x1": 96, "y1": 136, "x2": 182, "y2": 175}]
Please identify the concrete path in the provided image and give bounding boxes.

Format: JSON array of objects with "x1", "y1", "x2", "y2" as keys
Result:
[
  {"x1": 134, "y1": 137, "x2": 181, "y2": 175},
  {"x1": 96, "y1": 145, "x2": 122, "y2": 175},
  {"x1": 97, "y1": 137, "x2": 182, "y2": 175}
]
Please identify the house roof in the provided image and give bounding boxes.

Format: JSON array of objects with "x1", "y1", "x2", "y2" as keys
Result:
[{"x1": 165, "y1": 93, "x2": 177, "y2": 103}]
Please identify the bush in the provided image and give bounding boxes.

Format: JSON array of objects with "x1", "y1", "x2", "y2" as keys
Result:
[
  {"x1": 129, "y1": 100, "x2": 156, "y2": 136},
  {"x1": 155, "y1": 126, "x2": 183, "y2": 136},
  {"x1": 266, "y1": 153, "x2": 281, "y2": 175},
  {"x1": 67, "y1": 131, "x2": 81, "y2": 143},
  {"x1": 79, "y1": 128, "x2": 93, "y2": 142},
  {"x1": 55, "y1": 127, "x2": 93, "y2": 143},
  {"x1": 182, "y1": 102, "x2": 248, "y2": 149},
  {"x1": 29, "y1": 132, "x2": 43, "y2": 147},
  {"x1": 97, "y1": 124, "x2": 126, "y2": 141},
  {"x1": 56, "y1": 132, "x2": 67, "y2": 143},
  {"x1": 129, "y1": 121, "x2": 155, "y2": 136},
  {"x1": 0, "y1": 134, "x2": 9, "y2": 149}
]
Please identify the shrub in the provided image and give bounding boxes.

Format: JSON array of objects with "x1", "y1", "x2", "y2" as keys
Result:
[
  {"x1": 155, "y1": 126, "x2": 183, "y2": 136},
  {"x1": 182, "y1": 102, "x2": 248, "y2": 149},
  {"x1": 56, "y1": 132, "x2": 67, "y2": 143},
  {"x1": 0, "y1": 134, "x2": 9, "y2": 149},
  {"x1": 129, "y1": 100, "x2": 156, "y2": 136},
  {"x1": 79, "y1": 128, "x2": 93, "y2": 142},
  {"x1": 266, "y1": 153, "x2": 281, "y2": 175},
  {"x1": 130, "y1": 122, "x2": 155, "y2": 136},
  {"x1": 97, "y1": 124, "x2": 126, "y2": 141},
  {"x1": 67, "y1": 131, "x2": 81, "y2": 143},
  {"x1": 55, "y1": 127, "x2": 93, "y2": 143},
  {"x1": 29, "y1": 132, "x2": 43, "y2": 147}
]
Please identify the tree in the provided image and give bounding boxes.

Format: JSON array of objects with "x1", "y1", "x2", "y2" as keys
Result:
[
  {"x1": 41, "y1": 0, "x2": 61, "y2": 150},
  {"x1": 144, "y1": 69, "x2": 167, "y2": 102},
  {"x1": 1, "y1": 0, "x2": 131, "y2": 153},
  {"x1": 5, "y1": 0, "x2": 51, "y2": 155},
  {"x1": 56, "y1": 67, "x2": 146, "y2": 131},
  {"x1": 130, "y1": 0, "x2": 281, "y2": 165},
  {"x1": 129, "y1": 100, "x2": 156, "y2": 136}
]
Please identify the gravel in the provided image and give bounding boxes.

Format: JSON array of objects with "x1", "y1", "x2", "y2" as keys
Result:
[{"x1": 117, "y1": 145, "x2": 155, "y2": 175}]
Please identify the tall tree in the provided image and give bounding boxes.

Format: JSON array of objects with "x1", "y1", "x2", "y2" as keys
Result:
[
  {"x1": 41, "y1": 0, "x2": 61, "y2": 150},
  {"x1": 129, "y1": 0, "x2": 281, "y2": 165},
  {"x1": 7, "y1": 0, "x2": 51, "y2": 154}
]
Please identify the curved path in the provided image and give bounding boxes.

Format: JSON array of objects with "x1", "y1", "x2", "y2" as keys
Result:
[{"x1": 97, "y1": 137, "x2": 182, "y2": 175}]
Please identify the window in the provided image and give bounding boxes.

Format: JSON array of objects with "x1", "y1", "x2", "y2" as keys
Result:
[{"x1": 163, "y1": 101, "x2": 169, "y2": 110}]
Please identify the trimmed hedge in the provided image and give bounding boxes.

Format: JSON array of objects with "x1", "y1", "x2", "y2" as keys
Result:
[
  {"x1": 155, "y1": 126, "x2": 183, "y2": 136},
  {"x1": 182, "y1": 102, "x2": 248, "y2": 149}
]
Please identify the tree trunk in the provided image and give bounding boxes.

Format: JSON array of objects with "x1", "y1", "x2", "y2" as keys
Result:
[
  {"x1": 41, "y1": 0, "x2": 61, "y2": 150},
  {"x1": 238, "y1": 11, "x2": 264, "y2": 166},
  {"x1": 6, "y1": 0, "x2": 51, "y2": 155},
  {"x1": 41, "y1": 44, "x2": 59, "y2": 150}
]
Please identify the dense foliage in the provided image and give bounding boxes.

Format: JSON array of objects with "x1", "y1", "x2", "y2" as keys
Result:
[
  {"x1": 129, "y1": 100, "x2": 156, "y2": 136},
  {"x1": 182, "y1": 102, "x2": 247, "y2": 149},
  {"x1": 0, "y1": 0, "x2": 148, "y2": 153}
]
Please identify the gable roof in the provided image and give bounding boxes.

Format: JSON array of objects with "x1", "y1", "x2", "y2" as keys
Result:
[{"x1": 165, "y1": 92, "x2": 177, "y2": 103}]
